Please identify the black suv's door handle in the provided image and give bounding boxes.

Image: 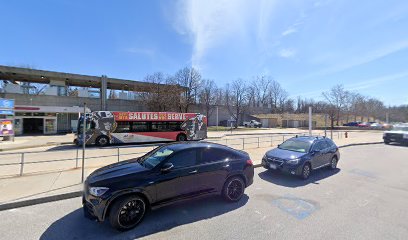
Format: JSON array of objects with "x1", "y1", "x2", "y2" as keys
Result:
[
  {"x1": 189, "y1": 170, "x2": 198, "y2": 174},
  {"x1": 222, "y1": 164, "x2": 230, "y2": 168}
]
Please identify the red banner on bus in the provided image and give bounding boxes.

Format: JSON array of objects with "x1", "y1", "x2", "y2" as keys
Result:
[{"x1": 112, "y1": 112, "x2": 198, "y2": 122}]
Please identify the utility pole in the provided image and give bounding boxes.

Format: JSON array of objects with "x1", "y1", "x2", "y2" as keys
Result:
[
  {"x1": 386, "y1": 112, "x2": 389, "y2": 123},
  {"x1": 81, "y1": 103, "x2": 86, "y2": 183},
  {"x1": 324, "y1": 114, "x2": 327, "y2": 137}
]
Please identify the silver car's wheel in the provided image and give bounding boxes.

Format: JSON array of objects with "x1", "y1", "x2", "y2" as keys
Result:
[
  {"x1": 301, "y1": 163, "x2": 311, "y2": 180},
  {"x1": 330, "y1": 157, "x2": 338, "y2": 169}
]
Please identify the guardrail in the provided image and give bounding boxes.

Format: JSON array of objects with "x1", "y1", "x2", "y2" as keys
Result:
[{"x1": 0, "y1": 132, "x2": 345, "y2": 177}]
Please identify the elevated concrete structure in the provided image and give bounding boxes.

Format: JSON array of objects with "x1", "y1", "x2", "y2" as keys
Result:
[{"x1": 0, "y1": 65, "x2": 184, "y2": 111}]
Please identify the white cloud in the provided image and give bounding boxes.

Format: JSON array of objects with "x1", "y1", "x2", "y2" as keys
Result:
[
  {"x1": 314, "y1": 40, "x2": 408, "y2": 76},
  {"x1": 279, "y1": 48, "x2": 296, "y2": 58},
  {"x1": 168, "y1": 0, "x2": 278, "y2": 69},
  {"x1": 281, "y1": 27, "x2": 297, "y2": 36},
  {"x1": 346, "y1": 71, "x2": 408, "y2": 91}
]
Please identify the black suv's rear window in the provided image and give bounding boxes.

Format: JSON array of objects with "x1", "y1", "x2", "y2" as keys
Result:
[{"x1": 199, "y1": 148, "x2": 240, "y2": 163}]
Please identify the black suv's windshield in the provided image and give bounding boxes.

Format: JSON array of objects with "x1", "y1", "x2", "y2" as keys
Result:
[
  {"x1": 138, "y1": 147, "x2": 174, "y2": 169},
  {"x1": 278, "y1": 140, "x2": 312, "y2": 153}
]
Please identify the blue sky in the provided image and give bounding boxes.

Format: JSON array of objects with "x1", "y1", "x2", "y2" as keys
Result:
[{"x1": 1, "y1": 0, "x2": 408, "y2": 105}]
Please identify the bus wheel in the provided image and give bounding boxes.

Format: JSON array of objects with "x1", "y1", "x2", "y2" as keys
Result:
[
  {"x1": 96, "y1": 136, "x2": 109, "y2": 146},
  {"x1": 177, "y1": 134, "x2": 187, "y2": 141}
]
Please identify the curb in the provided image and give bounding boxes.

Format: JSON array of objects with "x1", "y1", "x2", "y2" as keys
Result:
[
  {"x1": 207, "y1": 132, "x2": 305, "y2": 139},
  {"x1": 0, "y1": 191, "x2": 83, "y2": 212},
  {"x1": 338, "y1": 142, "x2": 383, "y2": 148},
  {"x1": 0, "y1": 141, "x2": 384, "y2": 210}
]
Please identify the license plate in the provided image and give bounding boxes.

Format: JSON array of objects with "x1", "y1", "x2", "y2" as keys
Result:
[
  {"x1": 269, "y1": 163, "x2": 277, "y2": 169},
  {"x1": 390, "y1": 139, "x2": 395, "y2": 141}
]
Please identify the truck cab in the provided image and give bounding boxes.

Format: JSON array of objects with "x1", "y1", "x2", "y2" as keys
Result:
[
  {"x1": 383, "y1": 124, "x2": 408, "y2": 145},
  {"x1": 243, "y1": 120, "x2": 262, "y2": 128}
]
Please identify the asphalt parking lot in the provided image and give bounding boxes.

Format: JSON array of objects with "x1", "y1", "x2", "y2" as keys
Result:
[{"x1": 1, "y1": 144, "x2": 407, "y2": 240}]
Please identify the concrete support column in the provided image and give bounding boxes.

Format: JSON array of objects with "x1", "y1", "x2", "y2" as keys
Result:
[{"x1": 100, "y1": 75, "x2": 107, "y2": 111}]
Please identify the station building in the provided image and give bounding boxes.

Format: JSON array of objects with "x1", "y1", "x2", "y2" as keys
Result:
[{"x1": 0, "y1": 65, "x2": 183, "y2": 135}]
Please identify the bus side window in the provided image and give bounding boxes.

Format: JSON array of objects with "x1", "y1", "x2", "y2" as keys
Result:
[
  {"x1": 115, "y1": 122, "x2": 130, "y2": 133},
  {"x1": 168, "y1": 122, "x2": 182, "y2": 131},
  {"x1": 152, "y1": 122, "x2": 167, "y2": 132},
  {"x1": 131, "y1": 122, "x2": 148, "y2": 132}
]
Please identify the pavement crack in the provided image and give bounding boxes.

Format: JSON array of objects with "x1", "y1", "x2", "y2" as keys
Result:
[{"x1": 49, "y1": 171, "x2": 62, "y2": 191}]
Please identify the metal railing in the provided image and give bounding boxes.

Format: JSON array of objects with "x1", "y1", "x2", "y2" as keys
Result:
[{"x1": 0, "y1": 132, "x2": 345, "y2": 177}]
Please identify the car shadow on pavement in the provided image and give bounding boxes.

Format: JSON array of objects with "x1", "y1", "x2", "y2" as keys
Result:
[
  {"x1": 46, "y1": 145, "x2": 78, "y2": 151},
  {"x1": 258, "y1": 168, "x2": 341, "y2": 188},
  {"x1": 386, "y1": 143, "x2": 408, "y2": 148},
  {"x1": 39, "y1": 195, "x2": 249, "y2": 240}
]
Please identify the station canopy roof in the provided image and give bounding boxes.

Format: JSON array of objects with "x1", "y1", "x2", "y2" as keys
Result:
[{"x1": 0, "y1": 65, "x2": 185, "y2": 92}]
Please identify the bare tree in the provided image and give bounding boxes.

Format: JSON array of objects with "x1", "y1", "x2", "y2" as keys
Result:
[
  {"x1": 225, "y1": 79, "x2": 248, "y2": 127},
  {"x1": 278, "y1": 89, "x2": 289, "y2": 113},
  {"x1": 322, "y1": 84, "x2": 349, "y2": 125},
  {"x1": 267, "y1": 80, "x2": 288, "y2": 113},
  {"x1": 250, "y1": 75, "x2": 273, "y2": 108},
  {"x1": 198, "y1": 79, "x2": 218, "y2": 118},
  {"x1": 172, "y1": 67, "x2": 201, "y2": 112},
  {"x1": 141, "y1": 72, "x2": 180, "y2": 111}
]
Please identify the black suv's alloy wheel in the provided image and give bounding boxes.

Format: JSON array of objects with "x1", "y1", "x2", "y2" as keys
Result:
[
  {"x1": 109, "y1": 196, "x2": 146, "y2": 231},
  {"x1": 223, "y1": 177, "x2": 245, "y2": 202}
]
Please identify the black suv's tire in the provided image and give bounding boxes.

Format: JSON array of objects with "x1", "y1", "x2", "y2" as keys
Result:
[
  {"x1": 329, "y1": 156, "x2": 338, "y2": 170},
  {"x1": 96, "y1": 136, "x2": 109, "y2": 147},
  {"x1": 176, "y1": 134, "x2": 187, "y2": 141},
  {"x1": 109, "y1": 195, "x2": 146, "y2": 231},
  {"x1": 222, "y1": 176, "x2": 245, "y2": 202},
  {"x1": 384, "y1": 140, "x2": 390, "y2": 145},
  {"x1": 300, "y1": 163, "x2": 311, "y2": 180}
]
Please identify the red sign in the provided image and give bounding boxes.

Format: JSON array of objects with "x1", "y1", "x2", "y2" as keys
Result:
[{"x1": 113, "y1": 112, "x2": 198, "y2": 122}]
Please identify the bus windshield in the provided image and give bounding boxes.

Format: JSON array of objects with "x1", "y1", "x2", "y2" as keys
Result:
[{"x1": 77, "y1": 118, "x2": 94, "y2": 134}]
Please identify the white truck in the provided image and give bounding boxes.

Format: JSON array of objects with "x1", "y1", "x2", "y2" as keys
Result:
[
  {"x1": 243, "y1": 120, "x2": 262, "y2": 128},
  {"x1": 383, "y1": 124, "x2": 408, "y2": 145}
]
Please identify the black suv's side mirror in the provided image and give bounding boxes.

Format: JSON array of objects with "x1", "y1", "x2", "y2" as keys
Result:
[{"x1": 161, "y1": 163, "x2": 174, "y2": 173}]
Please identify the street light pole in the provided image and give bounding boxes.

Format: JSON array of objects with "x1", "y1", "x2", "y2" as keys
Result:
[
  {"x1": 308, "y1": 106, "x2": 312, "y2": 136},
  {"x1": 81, "y1": 103, "x2": 86, "y2": 183},
  {"x1": 216, "y1": 106, "x2": 219, "y2": 131}
]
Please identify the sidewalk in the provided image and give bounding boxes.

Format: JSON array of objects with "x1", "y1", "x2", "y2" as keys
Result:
[
  {"x1": 0, "y1": 128, "x2": 377, "y2": 152},
  {"x1": 0, "y1": 131, "x2": 383, "y2": 207},
  {"x1": 0, "y1": 134, "x2": 74, "y2": 152}
]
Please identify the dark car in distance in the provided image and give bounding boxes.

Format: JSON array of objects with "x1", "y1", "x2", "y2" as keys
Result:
[
  {"x1": 83, "y1": 142, "x2": 254, "y2": 231},
  {"x1": 343, "y1": 121, "x2": 361, "y2": 127},
  {"x1": 262, "y1": 136, "x2": 340, "y2": 179}
]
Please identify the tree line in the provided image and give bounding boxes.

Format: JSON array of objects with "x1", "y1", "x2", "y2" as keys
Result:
[{"x1": 140, "y1": 66, "x2": 408, "y2": 126}]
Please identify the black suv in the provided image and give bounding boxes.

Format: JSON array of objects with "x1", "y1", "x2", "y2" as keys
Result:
[{"x1": 83, "y1": 142, "x2": 254, "y2": 231}]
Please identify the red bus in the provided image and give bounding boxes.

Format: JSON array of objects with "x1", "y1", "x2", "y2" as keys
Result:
[{"x1": 76, "y1": 111, "x2": 207, "y2": 146}]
